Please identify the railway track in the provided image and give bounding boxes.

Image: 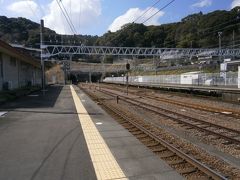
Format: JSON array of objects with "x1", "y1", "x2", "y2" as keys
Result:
[
  {"x1": 90, "y1": 85, "x2": 240, "y2": 146},
  {"x1": 80, "y1": 85, "x2": 230, "y2": 180},
  {"x1": 101, "y1": 84, "x2": 240, "y2": 119},
  {"x1": 139, "y1": 93, "x2": 240, "y2": 118}
]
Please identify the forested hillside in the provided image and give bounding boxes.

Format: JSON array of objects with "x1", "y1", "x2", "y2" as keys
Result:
[
  {"x1": 0, "y1": 16, "x2": 98, "y2": 47},
  {"x1": 0, "y1": 16, "x2": 54, "y2": 46},
  {"x1": 96, "y1": 7, "x2": 240, "y2": 48},
  {"x1": 0, "y1": 7, "x2": 239, "y2": 48}
]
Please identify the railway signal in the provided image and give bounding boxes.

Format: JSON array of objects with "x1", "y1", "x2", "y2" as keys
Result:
[
  {"x1": 126, "y1": 63, "x2": 130, "y2": 95},
  {"x1": 126, "y1": 63, "x2": 130, "y2": 70}
]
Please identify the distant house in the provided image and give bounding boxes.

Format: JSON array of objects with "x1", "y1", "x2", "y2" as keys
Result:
[
  {"x1": 0, "y1": 40, "x2": 41, "y2": 90},
  {"x1": 221, "y1": 60, "x2": 240, "y2": 72}
]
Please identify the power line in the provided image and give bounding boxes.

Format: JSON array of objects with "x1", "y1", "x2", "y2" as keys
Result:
[
  {"x1": 156, "y1": 20, "x2": 240, "y2": 48},
  {"x1": 198, "y1": 19, "x2": 238, "y2": 33},
  {"x1": 35, "y1": 0, "x2": 45, "y2": 18},
  {"x1": 133, "y1": 0, "x2": 162, "y2": 23},
  {"x1": 108, "y1": 0, "x2": 175, "y2": 46},
  {"x1": 59, "y1": 0, "x2": 77, "y2": 34},
  {"x1": 205, "y1": 38, "x2": 240, "y2": 48},
  {"x1": 78, "y1": 3, "x2": 81, "y2": 34},
  {"x1": 56, "y1": 0, "x2": 76, "y2": 34},
  {"x1": 200, "y1": 22, "x2": 240, "y2": 36},
  {"x1": 26, "y1": 0, "x2": 40, "y2": 20},
  {"x1": 142, "y1": 0, "x2": 176, "y2": 24}
]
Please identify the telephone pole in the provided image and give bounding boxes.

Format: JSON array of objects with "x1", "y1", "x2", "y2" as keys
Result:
[
  {"x1": 40, "y1": 19, "x2": 45, "y2": 94},
  {"x1": 232, "y1": 30, "x2": 235, "y2": 60},
  {"x1": 218, "y1": 32, "x2": 222, "y2": 62},
  {"x1": 232, "y1": 30, "x2": 235, "y2": 48}
]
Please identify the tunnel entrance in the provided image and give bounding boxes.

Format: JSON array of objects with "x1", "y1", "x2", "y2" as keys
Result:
[{"x1": 70, "y1": 72, "x2": 102, "y2": 83}]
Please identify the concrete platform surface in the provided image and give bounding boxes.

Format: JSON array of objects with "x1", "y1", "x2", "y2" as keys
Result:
[{"x1": 0, "y1": 85, "x2": 183, "y2": 180}]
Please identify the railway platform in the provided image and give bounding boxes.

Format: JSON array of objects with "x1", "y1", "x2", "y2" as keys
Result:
[
  {"x1": 0, "y1": 85, "x2": 182, "y2": 180},
  {"x1": 107, "y1": 82, "x2": 240, "y2": 102}
]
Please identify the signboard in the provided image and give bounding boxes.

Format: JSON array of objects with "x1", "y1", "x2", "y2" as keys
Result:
[{"x1": 224, "y1": 58, "x2": 231, "y2": 62}]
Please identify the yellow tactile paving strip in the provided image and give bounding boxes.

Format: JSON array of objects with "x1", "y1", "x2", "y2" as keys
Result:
[{"x1": 70, "y1": 85, "x2": 128, "y2": 180}]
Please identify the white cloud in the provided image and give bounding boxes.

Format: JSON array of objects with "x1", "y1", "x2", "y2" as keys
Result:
[
  {"x1": 43, "y1": 0, "x2": 101, "y2": 34},
  {"x1": 7, "y1": 0, "x2": 40, "y2": 19},
  {"x1": 5, "y1": 0, "x2": 101, "y2": 35},
  {"x1": 191, "y1": 0, "x2": 212, "y2": 8},
  {"x1": 108, "y1": 7, "x2": 164, "y2": 32},
  {"x1": 231, "y1": 0, "x2": 240, "y2": 8}
]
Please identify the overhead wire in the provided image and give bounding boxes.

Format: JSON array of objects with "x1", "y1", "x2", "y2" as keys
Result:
[
  {"x1": 121, "y1": 0, "x2": 238, "y2": 49},
  {"x1": 198, "y1": 19, "x2": 238, "y2": 33},
  {"x1": 78, "y1": 2, "x2": 81, "y2": 34},
  {"x1": 55, "y1": 0, "x2": 76, "y2": 34},
  {"x1": 26, "y1": 0, "x2": 41, "y2": 21},
  {"x1": 35, "y1": 0, "x2": 46, "y2": 18},
  {"x1": 200, "y1": 22, "x2": 240, "y2": 36},
  {"x1": 142, "y1": 0, "x2": 176, "y2": 24},
  {"x1": 154, "y1": 18, "x2": 240, "y2": 48},
  {"x1": 108, "y1": 0, "x2": 175, "y2": 46},
  {"x1": 59, "y1": 0, "x2": 77, "y2": 34},
  {"x1": 204, "y1": 38, "x2": 240, "y2": 48},
  {"x1": 133, "y1": 0, "x2": 162, "y2": 23}
]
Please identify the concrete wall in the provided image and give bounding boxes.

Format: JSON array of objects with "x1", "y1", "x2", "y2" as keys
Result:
[
  {"x1": 0, "y1": 55, "x2": 3, "y2": 90},
  {"x1": 0, "y1": 52, "x2": 41, "y2": 91},
  {"x1": 45, "y1": 65, "x2": 64, "y2": 84},
  {"x1": 2, "y1": 54, "x2": 19, "y2": 89},
  {"x1": 222, "y1": 92, "x2": 240, "y2": 102}
]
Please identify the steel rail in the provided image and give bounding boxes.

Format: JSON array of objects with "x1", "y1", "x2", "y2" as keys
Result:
[
  {"x1": 101, "y1": 84, "x2": 240, "y2": 118},
  {"x1": 82, "y1": 86, "x2": 228, "y2": 180},
  {"x1": 97, "y1": 88, "x2": 240, "y2": 145},
  {"x1": 143, "y1": 95, "x2": 240, "y2": 118}
]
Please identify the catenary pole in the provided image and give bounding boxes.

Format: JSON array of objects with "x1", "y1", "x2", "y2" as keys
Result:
[{"x1": 40, "y1": 19, "x2": 45, "y2": 94}]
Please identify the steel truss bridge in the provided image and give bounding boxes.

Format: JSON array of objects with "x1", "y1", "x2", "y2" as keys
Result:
[{"x1": 42, "y1": 45, "x2": 240, "y2": 59}]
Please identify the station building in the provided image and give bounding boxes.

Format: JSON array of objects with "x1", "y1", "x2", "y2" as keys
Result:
[{"x1": 0, "y1": 40, "x2": 41, "y2": 91}]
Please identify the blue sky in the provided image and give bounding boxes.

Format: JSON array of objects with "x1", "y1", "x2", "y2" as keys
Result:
[{"x1": 0, "y1": 0, "x2": 239, "y2": 35}]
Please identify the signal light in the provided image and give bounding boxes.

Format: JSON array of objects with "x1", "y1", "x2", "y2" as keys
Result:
[{"x1": 126, "y1": 63, "x2": 130, "y2": 70}]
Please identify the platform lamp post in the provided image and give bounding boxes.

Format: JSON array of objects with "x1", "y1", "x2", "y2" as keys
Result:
[
  {"x1": 218, "y1": 31, "x2": 223, "y2": 85},
  {"x1": 121, "y1": 74, "x2": 124, "y2": 85},
  {"x1": 40, "y1": 19, "x2": 45, "y2": 95}
]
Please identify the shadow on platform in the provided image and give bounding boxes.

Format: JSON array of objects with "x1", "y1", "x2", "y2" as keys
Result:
[{"x1": 0, "y1": 85, "x2": 63, "y2": 109}]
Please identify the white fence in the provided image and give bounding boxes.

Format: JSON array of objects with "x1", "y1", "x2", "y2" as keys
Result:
[{"x1": 104, "y1": 72, "x2": 239, "y2": 88}]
